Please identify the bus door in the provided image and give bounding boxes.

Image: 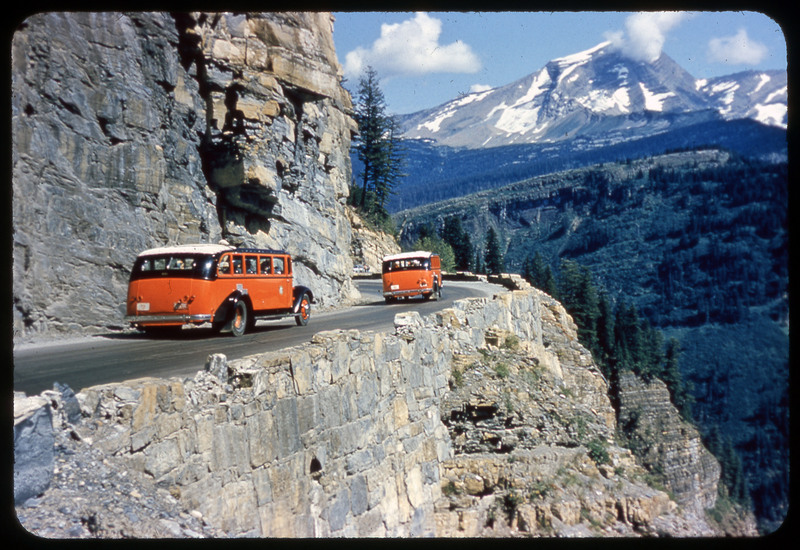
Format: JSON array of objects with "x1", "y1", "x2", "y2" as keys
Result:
[{"x1": 260, "y1": 255, "x2": 293, "y2": 310}]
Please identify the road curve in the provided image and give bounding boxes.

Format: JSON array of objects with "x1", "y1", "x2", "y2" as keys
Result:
[{"x1": 13, "y1": 280, "x2": 499, "y2": 396}]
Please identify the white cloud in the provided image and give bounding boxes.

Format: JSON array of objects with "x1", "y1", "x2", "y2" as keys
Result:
[
  {"x1": 343, "y1": 12, "x2": 481, "y2": 80},
  {"x1": 608, "y1": 12, "x2": 691, "y2": 63},
  {"x1": 469, "y1": 84, "x2": 492, "y2": 93},
  {"x1": 707, "y1": 28, "x2": 768, "y2": 65}
]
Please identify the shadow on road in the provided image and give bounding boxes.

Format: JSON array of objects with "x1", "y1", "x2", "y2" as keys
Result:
[{"x1": 97, "y1": 322, "x2": 296, "y2": 341}]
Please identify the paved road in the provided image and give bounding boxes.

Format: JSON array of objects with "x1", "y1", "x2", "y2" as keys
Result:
[{"x1": 13, "y1": 280, "x2": 498, "y2": 396}]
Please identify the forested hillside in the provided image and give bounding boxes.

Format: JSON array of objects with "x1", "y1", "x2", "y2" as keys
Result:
[
  {"x1": 375, "y1": 119, "x2": 787, "y2": 212},
  {"x1": 396, "y1": 149, "x2": 788, "y2": 533}
]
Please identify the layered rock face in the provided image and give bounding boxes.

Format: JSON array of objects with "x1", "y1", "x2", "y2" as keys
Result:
[
  {"x1": 617, "y1": 373, "x2": 721, "y2": 515},
  {"x1": 348, "y1": 208, "x2": 401, "y2": 273},
  {"x1": 12, "y1": 12, "x2": 358, "y2": 337}
]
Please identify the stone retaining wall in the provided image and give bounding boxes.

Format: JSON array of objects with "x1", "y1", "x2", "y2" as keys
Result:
[{"x1": 65, "y1": 289, "x2": 556, "y2": 536}]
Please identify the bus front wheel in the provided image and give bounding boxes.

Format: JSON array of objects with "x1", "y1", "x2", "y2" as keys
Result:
[
  {"x1": 231, "y1": 300, "x2": 249, "y2": 337},
  {"x1": 296, "y1": 293, "x2": 311, "y2": 326}
]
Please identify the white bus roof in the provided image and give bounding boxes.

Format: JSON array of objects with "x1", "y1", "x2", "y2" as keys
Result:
[
  {"x1": 382, "y1": 251, "x2": 437, "y2": 262},
  {"x1": 137, "y1": 243, "x2": 236, "y2": 257}
]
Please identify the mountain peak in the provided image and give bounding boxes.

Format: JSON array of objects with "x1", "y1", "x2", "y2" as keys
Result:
[
  {"x1": 399, "y1": 42, "x2": 786, "y2": 149},
  {"x1": 549, "y1": 40, "x2": 612, "y2": 68}
]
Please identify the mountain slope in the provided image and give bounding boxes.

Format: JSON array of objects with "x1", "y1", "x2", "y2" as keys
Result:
[
  {"x1": 398, "y1": 42, "x2": 786, "y2": 149},
  {"x1": 698, "y1": 70, "x2": 788, "y2": 127},
  {"x1": 395, "y1": 150, "x2": 789, "y2": 533}
]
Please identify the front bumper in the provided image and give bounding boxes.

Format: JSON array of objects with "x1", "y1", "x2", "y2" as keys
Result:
[{"x1": 383, "y1": 288, "x2": 432, "y2": 298}]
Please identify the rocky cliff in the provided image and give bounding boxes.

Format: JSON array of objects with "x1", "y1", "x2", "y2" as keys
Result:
[
  {"x1": 15, "y1": 285, "x2": 743, "y2": 537},
  {"x1": 12, "y1": 12, "x2": 359, "y2": 337}
]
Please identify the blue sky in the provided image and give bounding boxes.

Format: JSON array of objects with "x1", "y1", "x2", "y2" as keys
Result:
[{"x1": 332, "y1": 11, "x2": 788, "y2": 115}]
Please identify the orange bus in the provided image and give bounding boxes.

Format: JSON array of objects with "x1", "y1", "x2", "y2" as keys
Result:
[
  {"x1": 381, "y1": 251, "x2": 442, "y2": 303},
  {"x1": 125, "y1": 243, "x2": 313, "y2": 336}
]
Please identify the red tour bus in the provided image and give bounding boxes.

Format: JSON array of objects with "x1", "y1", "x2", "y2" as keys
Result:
[
  {"x1": 381, "y1": 251, "x2": 442, "y2": 303},
  {"x1": 125, "y1": 243, "x2": 313, "y2": 336}
]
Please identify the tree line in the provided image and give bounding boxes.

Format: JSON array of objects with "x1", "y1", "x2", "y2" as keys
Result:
[
  {"x1": 523, "y1": 255, "x2": 693, "y2": 417},
  {"x1": 403, "y1": 216, "x2": 507, "y2": 276}
]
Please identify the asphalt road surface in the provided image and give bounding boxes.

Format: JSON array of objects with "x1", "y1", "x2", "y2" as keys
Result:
[{"x1": 13, "y1": 279, "x2": 499, "y2": 396}]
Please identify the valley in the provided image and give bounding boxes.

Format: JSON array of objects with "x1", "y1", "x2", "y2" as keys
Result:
[{"x1": 395, "y1": 148, "x2": 789, "y2": 533}]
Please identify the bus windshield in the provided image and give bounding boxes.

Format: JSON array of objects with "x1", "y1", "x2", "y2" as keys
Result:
[{"x1": 382, "y1": 257, "x2": 431, "y2": 274}]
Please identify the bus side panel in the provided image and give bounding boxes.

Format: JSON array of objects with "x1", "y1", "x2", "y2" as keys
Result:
[{"x1": 246, "y1": 274, "x2": 293, "y2": 313}]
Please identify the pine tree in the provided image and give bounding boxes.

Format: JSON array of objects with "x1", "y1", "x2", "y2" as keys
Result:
[
  {"x1": 525, "y1": 252, "x2": 548, "y2": 289},
  {"x1": 414, "y1": 235, "x2": 456, "y2": 272},
  {"x1": 542, "y1": 264, "x2": 559, "y2": 299},
  {"x1": 351, "y1": 66, "x2": 405, "y2": 224},
  {"x1": 638, "y1": 320, "x2": 664, "y2": 381},
  {"x1": 662, "y1": 337, "x2": 693, "y2": 421},
  {"x1": 484, "y1": 227, "x2": 504, "y2": 275},
  {"x1": 474, "y1": 250, "x2": 485, "y2": 275},
  {"x1": 597, "y1": 291, "x2": 615, "y2": 377},
  {"x1": 374, "y1": 116, "x2": 406, "y2": 212},
  {"x1": 558, "y1": 259, "x2": 600, "y2": 356},
  {"x1": 441, "y1": 216, "x2": 473, "y2": 271},
  {"x1": 613, "y1": 300, "x2": 642, "y2": 372},
  {"x1": 707, "y1": 426, "x2": 749, "y2": 506}
]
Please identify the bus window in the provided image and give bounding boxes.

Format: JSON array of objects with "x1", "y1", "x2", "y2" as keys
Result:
[
  {"x1": 167, "y1": 257, "x2": 194, "y2": 270},
  {"x1": 219, "y1": 254, "x2": 231, "y2": 275},
  {"x1": 197, "y1": 257, "x2": 215, "y2": 279},
  {"x1": 286, "y1": 257, "x2": 292, "y2": 275},
  {"x1": 274, "y1": 257, "x2": 285, "y2": 274},
  {"x1": 168, "y1": 257, "x2": 183, "y2": 270},
  {"x1": 233, "y1": 255, "x2": 243, "y2": 275},
  {"x1": 260, "y1": 257, "x2": 272, "y2": 274},
  {"x1": 246, "y1": 256, "x2": 258, "y2": 275}
]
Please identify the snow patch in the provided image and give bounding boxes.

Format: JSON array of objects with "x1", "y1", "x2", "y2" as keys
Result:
[
  {"x1": 765, "y1": 86, "x2": 787, "y2": 103},
  {"x1": 709, "y1": 81, "x2": 739, "y2": 106},
  {"x1": 415, "y1": 89, "x2": 493, "y2": 133},
  {"x1": 552, "y1": 42, "x2": 609, "y2": 85},
  {"x1": 611, "y1": 64, "x2": 629, "y2": 83},
  {"x1": 579, "y1": 87, "x2": 631, "y2": 114},
  {"x1": 753, "y1": 73, "x2": 770, "y2": 94},
  {"x1": 417, "y1": 110, "x2": 455, "y2": 133},
  {"x1": 552, "y1": 41, "x2": 609, "y2": 67},
  {"x1": 639, "y1": 83, "x2": 675, "y2": 112},
  {"x1": 754, "y1": 102, "x2": 787, "y2": 128},
  {"x1": 489, "y1": 69, "x2": 551, "y2": 135},
  {"x1": 495, "y1": 104, "x2": 541, "y2": 134}
]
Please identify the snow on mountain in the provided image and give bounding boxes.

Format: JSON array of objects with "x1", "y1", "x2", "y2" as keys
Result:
[
  {"x1": 399, "y1": 42, "x2": 786, "y2": 149},
  {"x1": 697, "y1": 70, "x2": 787, "y2": 128}
]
